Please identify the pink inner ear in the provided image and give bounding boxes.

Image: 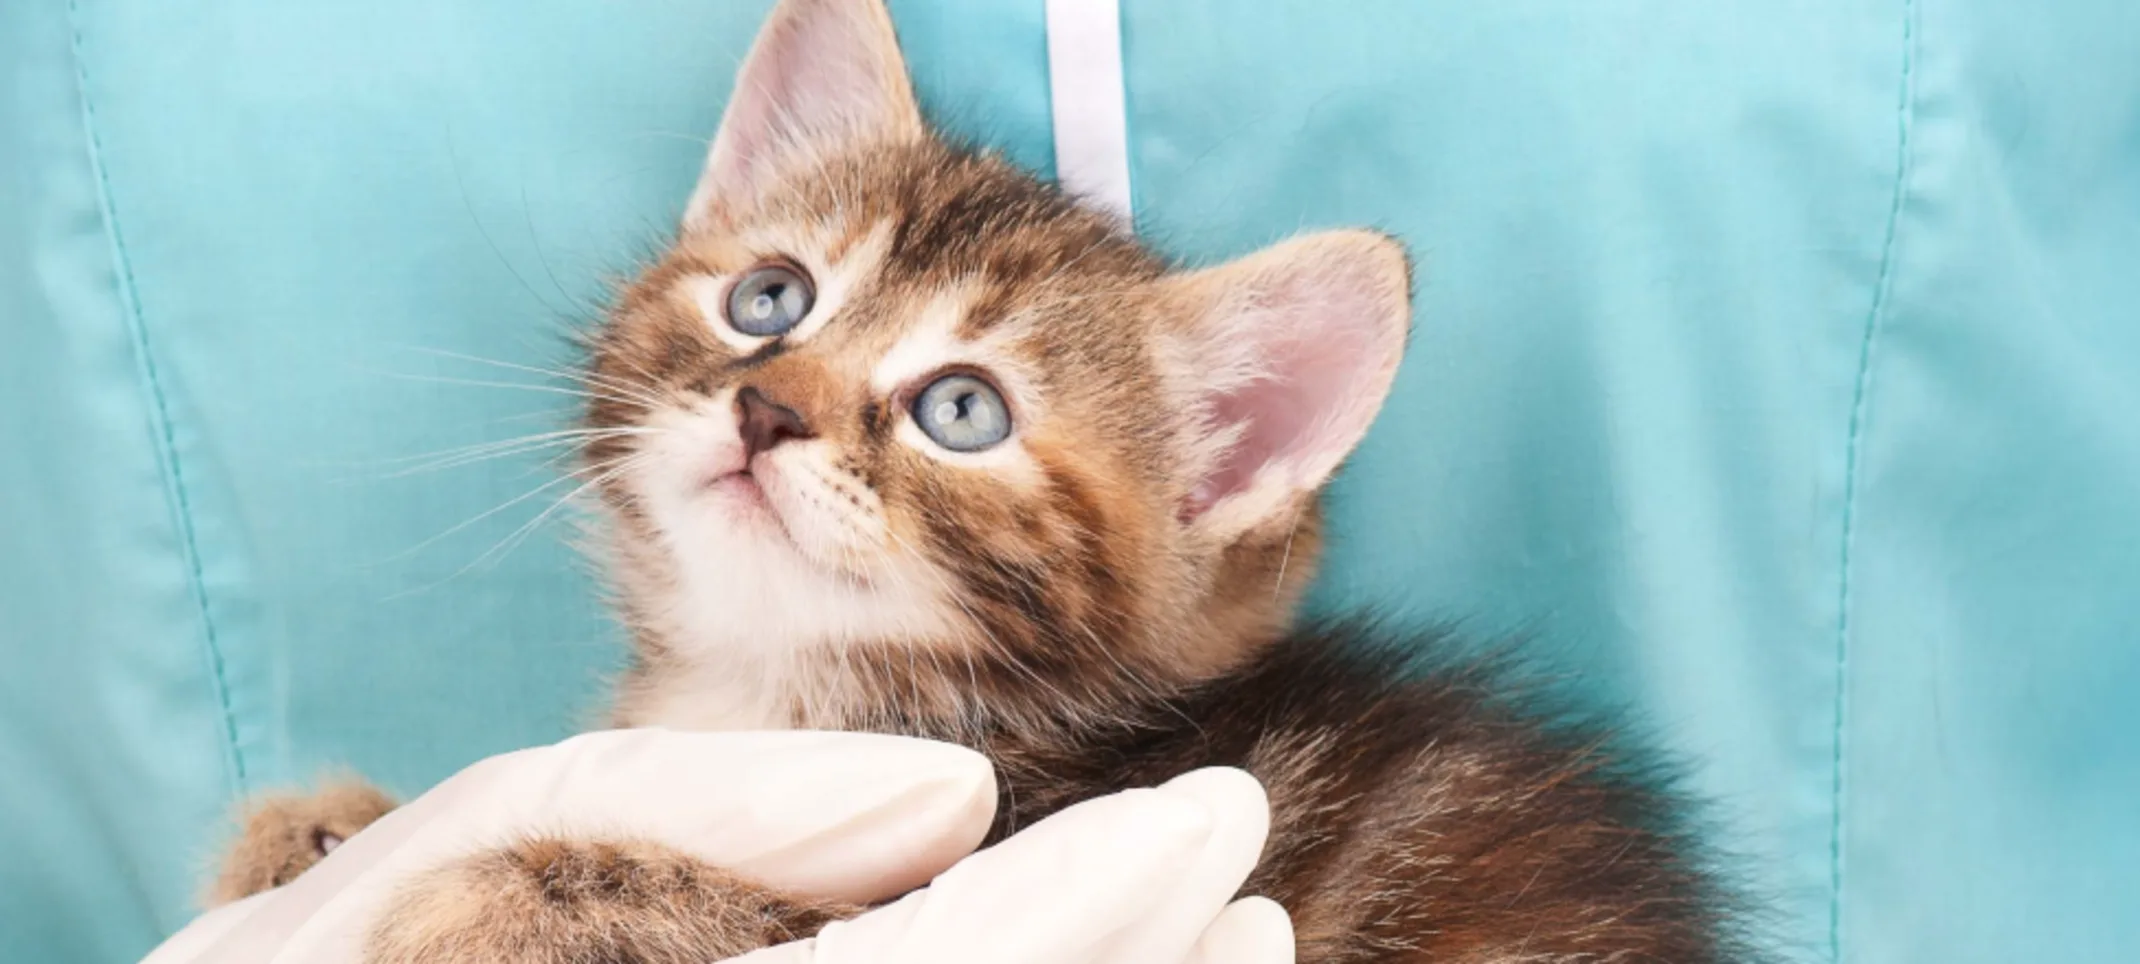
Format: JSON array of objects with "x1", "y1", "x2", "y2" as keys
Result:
[
  {"x1": 693, "y1": 0, "x2": 918, "y2": 220},
  {"x1": 1184, "y1": 263, "x2": 1403, "y2": 521},
  {"x1": 719, "y1": 20, "x2": 891, "y2": 186}
]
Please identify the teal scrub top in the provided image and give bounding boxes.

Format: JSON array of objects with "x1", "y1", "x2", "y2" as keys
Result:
[{"x1": 3, "y1": 2, "x2": 2136, "y2": 961}]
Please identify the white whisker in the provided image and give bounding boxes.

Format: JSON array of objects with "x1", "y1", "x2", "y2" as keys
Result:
[
  {"x1": 469, "y1": 453, "x2": 652, "y2": 576},
  {"x1": 405, "y1": 347, "x2": 671, "y2": 411},
  {"x1": 375, "y1": 371, "x2": 653, "y2": 410},
  {"x1": 389, "y1": 448, "x2": 647, "y2": 562},
  {"x1": 374, "y1": 428, "x2": 654, "y2": 479}
]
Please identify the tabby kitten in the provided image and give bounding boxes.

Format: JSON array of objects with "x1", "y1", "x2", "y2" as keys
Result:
[{"x1": 215, "y1": 0, "x2": 1749, "y2": 960}]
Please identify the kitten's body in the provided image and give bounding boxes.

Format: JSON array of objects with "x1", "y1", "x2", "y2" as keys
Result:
[
  {"x1": 935, "y1": 624, "x2": 1725, "y2": 961},
  {"x1": 214, "y1": 1, "x2": 1748, "y2": 960}
]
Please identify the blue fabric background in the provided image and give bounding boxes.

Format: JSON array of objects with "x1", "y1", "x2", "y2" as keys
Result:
[{"x1": 3, "y1": 2, "x2": 2135, "y2": 961}]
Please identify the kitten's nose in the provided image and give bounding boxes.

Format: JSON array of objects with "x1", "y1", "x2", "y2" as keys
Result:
[{"x1": 735, "y1": 386, "x2": 811, "y2": 460}]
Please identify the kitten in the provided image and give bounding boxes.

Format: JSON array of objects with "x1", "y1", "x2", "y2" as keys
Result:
[{"x1": 215, "y1": 0, "x2": 1751, "y2": 960}]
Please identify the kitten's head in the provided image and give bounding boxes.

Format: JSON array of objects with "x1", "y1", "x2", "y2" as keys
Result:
[{"x1": 586, "y1": 0, "x2": 1410, "y2": 731}]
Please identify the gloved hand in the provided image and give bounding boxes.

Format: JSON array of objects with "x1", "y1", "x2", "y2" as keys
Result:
[{"x1": 140, "y1": 729, "x2": 1292, "y2": 964}]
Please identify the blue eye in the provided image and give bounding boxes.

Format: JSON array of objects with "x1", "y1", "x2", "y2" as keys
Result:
[
  {"x1": 726, "y1": 264, "x2": 814, "y2": 337},
  {"x1": 911, "y1": 373, "x2": 1012, "y2": 452}
]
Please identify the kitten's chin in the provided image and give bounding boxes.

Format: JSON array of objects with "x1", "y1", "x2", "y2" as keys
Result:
[{"x1": 643, "y1": 494, "x2": 954, "y2": 666}]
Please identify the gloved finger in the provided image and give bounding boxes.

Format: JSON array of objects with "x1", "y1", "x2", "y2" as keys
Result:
[
  {"x1": 1088, "y1": 768, "x2": 1271, "y2": 964},
  {"x1": 426, "y1": 730, "x2": 999, "y2": 899},
  {"x1": 1183, "y1": 897, "x2": 1295, "y2": 964},
  {"x1": 727, "y1": 766, "x2": 1270, "y2": 964},
  {"x1": 207, "y1": 730, "x2": 996, "y2": 964}
]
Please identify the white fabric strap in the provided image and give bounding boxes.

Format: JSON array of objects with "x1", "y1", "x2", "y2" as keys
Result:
[{"x1": 1045, "y1": 0, "x2": 1133, "y2": 225}]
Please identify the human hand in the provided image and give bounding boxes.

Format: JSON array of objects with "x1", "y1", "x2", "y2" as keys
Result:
[{"x1": 140, "y1": 729, "x2": 1290, "y2": 964}]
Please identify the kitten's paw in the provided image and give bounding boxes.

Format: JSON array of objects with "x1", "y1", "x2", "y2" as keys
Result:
[
  {"x1": 366, "y1": 836, "x2": 856, "y2": 964},
  {"x1": 207, "y1": 778, "x2": 398, "y2": 906}
]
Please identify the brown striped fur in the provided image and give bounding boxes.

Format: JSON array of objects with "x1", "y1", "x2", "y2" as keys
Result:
[{"x1": 210, "y1": 1, "x2": 1752, "y2": 960}]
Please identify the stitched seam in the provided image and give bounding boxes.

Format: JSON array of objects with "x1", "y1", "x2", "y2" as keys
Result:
[
  {"x1": 1832, "y1": 1, "x2": 1917, "y2": 960},
  {"x1": 65, "y1": 0, "x2": 248, "y2": 794}
]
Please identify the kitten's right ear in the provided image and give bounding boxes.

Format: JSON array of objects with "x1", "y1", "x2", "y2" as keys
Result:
[
  {"x1": 1161, "y1": 230, "x2": 1413, "y2": 546},
  {"x1": 684, "y1": 0, "x2": 924, "y2": 231}
]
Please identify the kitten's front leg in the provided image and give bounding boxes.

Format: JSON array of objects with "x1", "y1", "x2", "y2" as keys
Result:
[
  {"x1": 367, "y1": 836, "x2": 860, "y2": 964},
  {"x1": 210, "y1": 779, "x2": 398, "y2": 905}
]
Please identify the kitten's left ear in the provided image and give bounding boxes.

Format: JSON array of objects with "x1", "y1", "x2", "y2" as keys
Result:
[
  {"x1": 1163, "y1": 229, "x2": 1412, "y2": 542},
  {"x1": 684, "y1": 0, "x2": 924, "y2": 231}
]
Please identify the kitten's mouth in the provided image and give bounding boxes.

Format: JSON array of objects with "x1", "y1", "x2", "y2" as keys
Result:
[
  {"x1": 703, "y1": 468, "x2": 784, "y2": 530},
  {"x1": 702, "y1": 465, "x2": 803, "y2": 548},
  {"x1": 704, "y1": 469, "x2": 768, "y2": 509},
  {"x1": 697, "y1": 463, "x2": 874, "y2": 588}
]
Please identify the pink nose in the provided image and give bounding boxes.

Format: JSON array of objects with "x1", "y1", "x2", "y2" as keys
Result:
[{"x1": 735, "y1": 386, "x2": 811, "y2": 460}]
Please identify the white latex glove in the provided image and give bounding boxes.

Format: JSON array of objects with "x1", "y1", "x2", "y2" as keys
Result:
[{"x1": 140, "y1": 729, "x2": 1291, "y2": 964}]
